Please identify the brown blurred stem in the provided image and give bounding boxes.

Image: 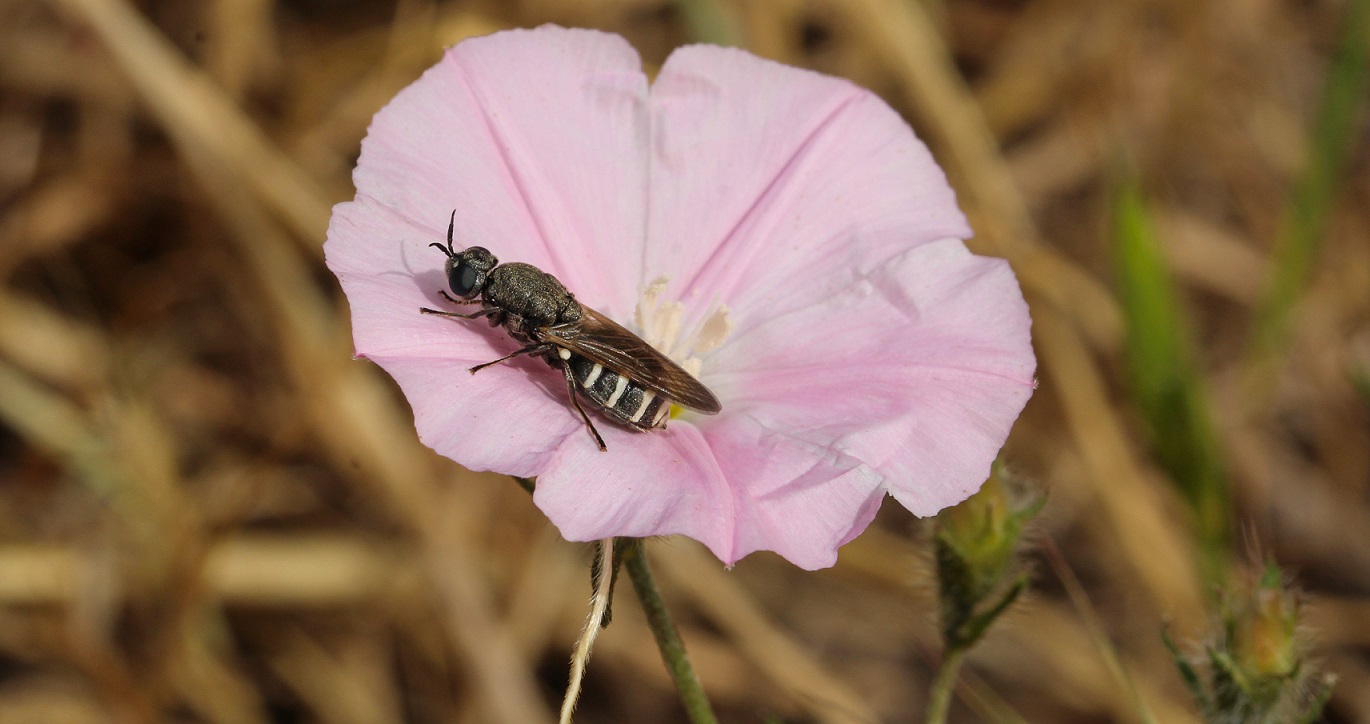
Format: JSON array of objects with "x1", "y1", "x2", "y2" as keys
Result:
[{"x1": 622, "y1": 539, "x2": 718, "y2": 724}]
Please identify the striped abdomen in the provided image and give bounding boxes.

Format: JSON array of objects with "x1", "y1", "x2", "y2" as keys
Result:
[{"x1": 561, "y1": 351, "x2": 671, "y2": 430}]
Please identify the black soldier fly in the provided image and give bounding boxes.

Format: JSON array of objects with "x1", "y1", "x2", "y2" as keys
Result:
[{"x1": 419, "y1": 212, "x2": 722, "y2": 451}]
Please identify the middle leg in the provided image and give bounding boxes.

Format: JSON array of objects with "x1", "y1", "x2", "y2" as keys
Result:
[
  {"x1": 469, "y1": 343, "x2": 552, "y2": 374},
  {"x1": 560, "y1": 363, "x2": 607, "y2": 452}
]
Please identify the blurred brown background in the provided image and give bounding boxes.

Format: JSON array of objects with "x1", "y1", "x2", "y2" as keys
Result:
[{"x1": 1, "y1": 0, "x2": 1368, "y2": 722}]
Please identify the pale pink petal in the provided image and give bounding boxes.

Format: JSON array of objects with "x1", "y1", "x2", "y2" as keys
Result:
[
  {"x1": 533, "y1": 424, "x2": 731, "y2": 553},
  {"x1": 645, "y1": 45, "x2": 970, "y2": 332},
  {"x1": 379, "y1": 355, "x2": 583, "y2": 478},
  {"x1": 704, "y1": 239, "x2": 1036, "y2": 515},
  {"x1": 534, "y1": 417, "x2": 884, "y2": 569},
  {"x1": 324, "y1": 27, "x2": 652, "y2": 474},
  {"x1": 326, "y1": 26, "x2": 650, "y2": 350},
  {"x1": 328, "y1": 200, "x2": 503, "y2": 360},
  {"x1": 327, "y1": 29, "x2": 1037, "y2": 570},
  {"x1": 701, "y1": 415, "x2": 886, "y2": 569}
]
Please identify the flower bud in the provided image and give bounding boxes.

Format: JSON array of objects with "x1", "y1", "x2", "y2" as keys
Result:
[
  {"x1": 934, "y1": 464, "x2": 1040, "y2": 650},
  {"x1": 1165, "y1": 563, "x2": 1334, "y2": 723},
  {"x1": 1228, "y1": 566, "x2": 1300, "y2": 682}
]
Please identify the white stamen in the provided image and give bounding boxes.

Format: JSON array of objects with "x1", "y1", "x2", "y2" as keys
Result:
[
  {"x1": 635, "y1": 277, "x2": 670, "y2": 333},
  {"x1": 692, "y1": 303, "x2": 733, "y2": 354},
  {"x1": 632, "y1": 276, "x2": 733, "y2": 409}
]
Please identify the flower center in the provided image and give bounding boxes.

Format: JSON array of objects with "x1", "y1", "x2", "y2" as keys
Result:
[{"x1": 634, "y1": 276, "x2": 732, "y2": 390}]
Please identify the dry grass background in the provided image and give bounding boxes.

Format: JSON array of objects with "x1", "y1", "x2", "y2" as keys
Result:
[{"x1": 0, "y1": 0, "x2": 1367, "y2": 722}]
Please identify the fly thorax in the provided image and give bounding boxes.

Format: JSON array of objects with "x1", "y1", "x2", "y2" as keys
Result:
[
  {"x1": 557, "y1": 298, "x2": 582, "y2": 325},
  {"x1": 488, "y1": 263, "x2": 571, "y2": 327}
]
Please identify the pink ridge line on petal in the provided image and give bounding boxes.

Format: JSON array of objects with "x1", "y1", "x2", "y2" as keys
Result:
[
  {"x1": 442, "y1": 53, "x2": 568, "y2": 276},
  {"x1": 717, "y1": 362, "x2": 1036, "y2": 386},
  {"x1": 676, "y1": 423, "x2": 743, "y2": 564},
  {"x1": 737, "y1": 412, "x2": 883, "y2": 502},
  {"x1": 675, "y1": 89, "x2": 863, "y2": 296},
  {"x1": 908, "y1": 364, "x2": 1036, "y2": 386},
  {"x1": 638, "y1": 110, "x2": 653, "y2": 291}
]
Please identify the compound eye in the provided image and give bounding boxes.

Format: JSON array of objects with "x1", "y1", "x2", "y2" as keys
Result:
[{"x1": 449, "y1": 262, "x2": 481, "y2": 298}]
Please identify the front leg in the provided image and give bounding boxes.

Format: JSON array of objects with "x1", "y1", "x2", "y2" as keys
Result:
[
  {"x1": 438, "y1": 290, "x2": 480, "y2": 306},
  {"x1": 420, "y1": 306, "x2": 495, "y2": 320}
]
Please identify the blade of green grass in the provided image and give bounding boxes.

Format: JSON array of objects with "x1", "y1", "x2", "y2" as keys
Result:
[
  {"x1": 1112, "y1": 179, "x2": 1230, "y2": 583},
  {"x1": 1246, "y1": 0, "x2": 1370, "y2": 395}
]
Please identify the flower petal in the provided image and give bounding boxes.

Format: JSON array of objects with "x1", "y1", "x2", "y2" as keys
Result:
[
  {"x1": 378, "y1": 354, "x2": 583, "y2": 477},
  {"x1": 645, "y1": 45, "x2": 971, "y2": 333},
  {"x1": 327, "y1": 201, "x2": 501, "y2": 360},
  {"x1": 327, "y1": 30, "x2": 1035, "y2": 570},
  {"x1": 326, "y1": 26, "x2": 650, "y2": 347},
  {"x1": 534, "y1": 417, "x2": 885, "y2": 569},
  {"x1": 705, "y1": 238, "x2": 1036, "y2": 515},
  {"x1": 533, "y1": 423, "x2": 733, "y2": 555},
  {"x1": 323, "y1": 26, "x2": 653, "y2": 474},
  {"x1": 702, "y1": 414, "x2": 886, "y2": 569}
]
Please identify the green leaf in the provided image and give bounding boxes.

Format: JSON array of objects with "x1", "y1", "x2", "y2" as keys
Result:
[
  {"x1": 1247, "y1": 0, "x2": 1370, "y2": 388},
  {"x1": 958, "y1": 577, "x2": 1028, "y2": 650},
  {"x1": 1112, "y1": 179, "x2": 1230, "y2": 580},
  {"x1": 1162, "y1": 625, "x2": 1212, "y2": 713}
]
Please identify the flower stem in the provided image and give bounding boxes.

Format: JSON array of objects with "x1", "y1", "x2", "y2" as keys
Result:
[
  {"x1": 622, "y1": 539, "x2": 718, "y2": 724},
  {"x1": 925, "y1": 646, "x2": 968, "y2": 724}
]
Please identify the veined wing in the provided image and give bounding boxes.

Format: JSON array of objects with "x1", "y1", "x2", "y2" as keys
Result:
[{"x1": 546, "y1": 305, "x2": 722, "y2": 414}]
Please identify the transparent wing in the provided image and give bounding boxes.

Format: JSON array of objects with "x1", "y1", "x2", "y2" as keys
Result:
[{"x1": 547, "y1": 306, "x2": 721, "y2": 414}]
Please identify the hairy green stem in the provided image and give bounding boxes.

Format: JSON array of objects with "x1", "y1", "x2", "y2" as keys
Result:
[
  {"x1": 622, "y1": 539, "x2": 718, "y2": 724},
  {"x1": 925, "y1": 646, "x2": 968, "y2": 724}
]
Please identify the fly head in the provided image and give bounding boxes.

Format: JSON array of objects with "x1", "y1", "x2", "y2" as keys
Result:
[{"x1": 429, "y1": 210, "x2": 498, "y2": 300}]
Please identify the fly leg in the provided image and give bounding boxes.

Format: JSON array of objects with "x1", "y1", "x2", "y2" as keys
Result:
[
  {"x1": 560, "y1": 363, "x2": 607, "y2": 452},
  {"x1": 421, "y1": 288, "x2": 483, "y2": 316},
  {"x1": 419, "y1": 306, "x2": 494, "y2": 320},
  {"x1": 468, "y1": 343, "x2": 552, "y2": 374},
  {"x1": 437, "y1": 290, "x2": 479, "y2": 306}
]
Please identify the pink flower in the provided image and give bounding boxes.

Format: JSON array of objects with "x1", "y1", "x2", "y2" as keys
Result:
[{"x1": 325, "y1": 26, "x2": 1035, "y2": 570}]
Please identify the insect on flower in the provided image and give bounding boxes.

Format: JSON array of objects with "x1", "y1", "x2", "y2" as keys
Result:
[
  {"x1": 326, "y1": 27, "x2": 1038, "y2": 568},
  {"x1": 419, "y1": 211, "x2": 722, "y2": 451}
]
